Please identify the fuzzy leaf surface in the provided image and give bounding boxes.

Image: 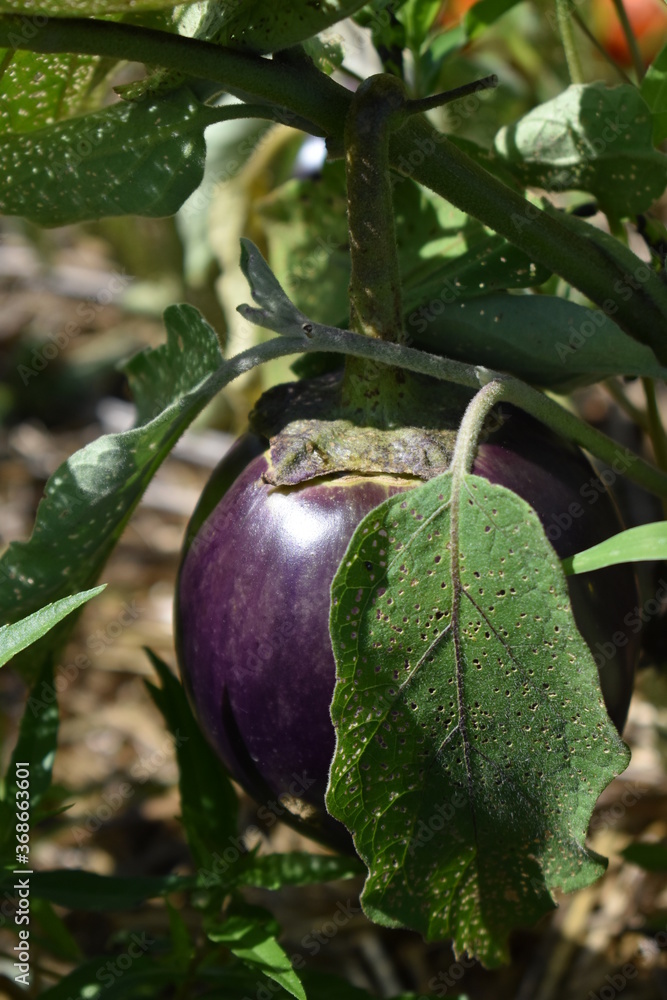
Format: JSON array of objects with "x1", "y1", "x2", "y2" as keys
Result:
[
  {"x1": 494, "y1": 83, "x2": 667, "y2": 217},
  {"x1": 327, "y1": 474, "x2": 629, "y2": 965},
  {"x1": 0, "y1": 88, "x2": 224, "y2": 225}
]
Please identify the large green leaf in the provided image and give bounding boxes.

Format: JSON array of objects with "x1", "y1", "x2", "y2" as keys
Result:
[
  {"x1": 411, "y1": 292, "x2": 667, "y2": 390},
  {"x1": 640, "y1": 41, "x2": 667, "y2": 145},
  {"x1": 327, "y1": 472, "x2": 629, "y2": 966},
  {"x1": 0, "y1": 88, "x2": 244, "y2": 225},
  {"x1": 494, "y1": 83, "x2": 667, "y2": 217}
]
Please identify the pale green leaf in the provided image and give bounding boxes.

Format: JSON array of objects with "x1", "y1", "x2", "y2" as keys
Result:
[
  {"x1": 562, "y1": 522, "x2": 667, "y2": 575},
  {"x1": 0, "y1": 586, "x2": 105, "y2": 668}
]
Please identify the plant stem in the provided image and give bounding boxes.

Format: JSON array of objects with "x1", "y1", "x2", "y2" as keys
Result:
[
  {"x1": 603, "y1": 378, "x2": 649, "y2": 431},
  {"x1": 450, "y1": 381, "x2": 507, "y2": 479},
  {"x1": 555, "y1": 0, "x2": 584, "y2": 83},
  {"x1": 345, "y1": 74, "x2": 407, "y2": 343},
  {"x1": 643, "y1": 377, "x2": 667, "y2": 470},
  {"x1": 610, "y1": 0, "x2": 645, "y2": 80},
  {"x1": 239, "y1": 297, "x2": 667, "y2": 498}
]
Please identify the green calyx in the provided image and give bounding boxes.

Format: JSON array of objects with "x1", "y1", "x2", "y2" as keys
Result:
[{"x1": 249, "y1": 370, "x2": 473, "y2": 486}]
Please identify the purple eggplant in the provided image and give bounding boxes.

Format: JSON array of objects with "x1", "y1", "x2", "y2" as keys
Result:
[{"x1": 175, "y1": 408, "x2": 639, "y2": 850}]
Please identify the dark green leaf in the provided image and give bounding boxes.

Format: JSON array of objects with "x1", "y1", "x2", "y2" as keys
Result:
[
  {"x1": 0, "y1": 1, "x2": 183, "y2": 11},
  {"x1": 622, "y1": 841, "x2": 667, "y2": 871},
  {"x1": 236, "y1": 852, "x2": 364, "y2": 890},
  {"x1": 208, "y1": 0, "x2": 368, "y2": 53},
  {"x1": 0, "y1": 586, "x2": 105, "y2": 668},
  {"x1": 327, "y1": 472, "x2": 629, "y2": 965},
  {"x1": 0, "y1": 88, "x2": 234, "y2": 226},
  {"x1": 640, "y1": 41, "x2": 667, "y2": 145},
  {"x1": 29, "y1": 898, "x2": 82, "y2": 962},
  {"x1": 562, "y1": 522, "x2": 667, "y2": 575},
  {"x1": 0, "y1": 868, "x2": 196, "y2": 910},
  {"x1": 494, "y1": 83, "x2": 667, "y2": 217},
  {"x1": 38, "y1": 956, "x2": 178, "y2": 1000},
  {"x1": 411, "y1": 292, "x2": 667, "y2": 390},
  {"x1": 464, "y1": 0, "x2": 523, "y2": 38},
  {"x1": 144, "y1": 649, "x2": 239, "y2": 868}
]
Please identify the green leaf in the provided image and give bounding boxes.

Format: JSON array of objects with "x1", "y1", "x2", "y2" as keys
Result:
[
  {"x1": 0, "y1": 88, "x2": 233, "y2": 226},
  {"x1": 640, "y1": 41, "x2": 667, "y2": 145},
  {"x1": 562, "y1": 522, "x2": 667, "y2": 575},
  {"x1": 494, "y1": 83, "x2": 667, "y2": 217},
  {"x1": 411, "y1": 293, "x2": 667, "y2": 390},
  {"x1": 622, "y1": 841, "x2": 667, "y2": 871},
  {"x1": 0, "y1": 305, "x2": 225, "y2": 682},
  {"x1": 0, "y1": 868, "x2": 196, "y2": 909},
  {"x1": 0, "y1": 48, "x2": 102, "y2": 133},
  {"x1": 143, "y1": 649, "x2": 239, "y2": 868},
  {"x1": 0, "y1": 0, "x2": 185, "y2": 11},
  {"x1": 327, "y1": 472, "x2": 629, "y2": 966},
  {"x1": 30, "y1": 898, "x2": 82, "y2": 962},
  {"x1": 464, "y1": 0, "x2": 523, "y2": 38},
  {"x1": 207, "y1": 0, "x2": 369, "y2": 53},
  {"x1": 208, "y1": 910, "x2": 306, "y2": 1000},
  {"x1": 38, "y1": 957, "x2": 178, "y2": 1000},
  {"x1": 236, "y1": 851, "x2": 364, "y2": 890},
  {"x1": 0, "y1": 586, "x2": 105, "y2": 668}
]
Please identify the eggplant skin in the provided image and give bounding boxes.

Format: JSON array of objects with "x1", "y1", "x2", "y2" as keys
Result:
[{"x1": 175, "y1": 414, "x2": 639, "y2": 850}]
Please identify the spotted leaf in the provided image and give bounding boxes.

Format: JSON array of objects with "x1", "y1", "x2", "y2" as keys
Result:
[{"x1": 327, "y1": 472, "x2": 629, "y2": 966}]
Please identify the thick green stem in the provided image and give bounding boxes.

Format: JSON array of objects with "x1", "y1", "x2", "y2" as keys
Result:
[
  {"x1": 345, "y1": 74, "x2": 407, "y2": 343},
  {"x1": 3, "y1": 16, "x2": 667, "y2": 360}
]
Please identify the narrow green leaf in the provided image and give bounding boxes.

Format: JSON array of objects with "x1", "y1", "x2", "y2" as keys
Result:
[
  {"x1": 640, "y1": 41, "x2": 667, "y2": 145},
  {"x1": 327, "y1": 473, "x2": 629, "y2": 965},
  {"x1": 0, "y1": 868, "x2": 196, "y2": 910},
  {"x1": 412, "y1": 293, "x2": 667, "y2": 390},
  {"x1": 562, "y1": 522, "x2": 667, "y2": 575},
  {"x1": 0, "y1": 586, "x2": 105, "y2": 668},
  {"x1": 0, "y1": 88, "x2": 234, "y2": 226},
  {"x1": 208, "y1": 911, "x2": 306, "y2": 1000},
  {"x1": 143, "y1": 649, "x2": 239, "y2": 868},
  {"x1": 494, "y1": 83, "x2": 667, "y2": 217},
  {"x1": 30, "y1": 898, "x2": 82, "y2": 962}
]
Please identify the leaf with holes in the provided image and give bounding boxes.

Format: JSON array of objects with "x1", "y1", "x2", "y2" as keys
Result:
[{"x1": 327, "y1": 472, "x2": 629, "y2": 967}]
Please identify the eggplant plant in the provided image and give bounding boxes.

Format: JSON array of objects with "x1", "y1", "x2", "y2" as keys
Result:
[{"x1": 1, "y1": 1, "x2": 667, "y2": 997}]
